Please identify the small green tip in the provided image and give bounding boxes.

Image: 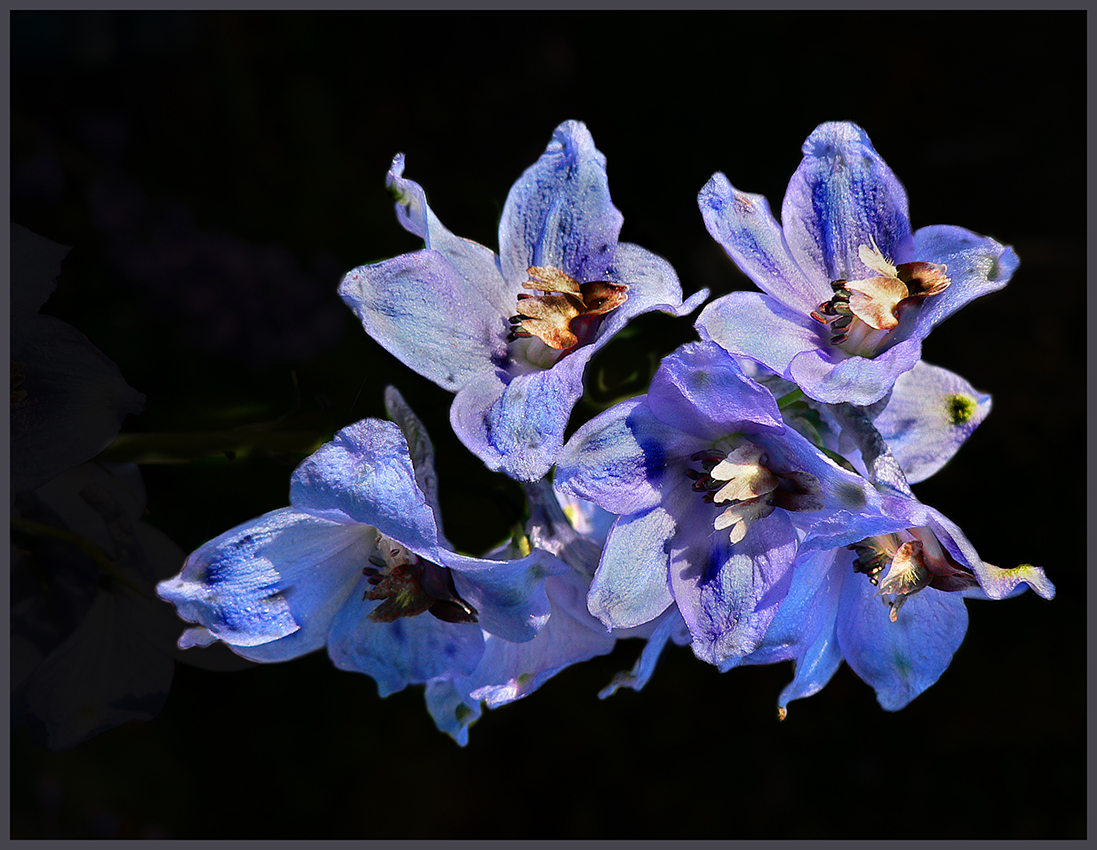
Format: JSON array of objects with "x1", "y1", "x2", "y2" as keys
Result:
[{"x1": 945, "y1": 393, "x2": 977, "y2": 425}]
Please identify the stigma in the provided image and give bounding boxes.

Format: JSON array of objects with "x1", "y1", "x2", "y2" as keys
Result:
[
  {"x1": 810, "y1": 241, "x2": 950, "y2": 358},
  {"x1": 362, "y1": 535, "x2": 478, "y2": 625},
  {"x1": 687, "y1": 444, "x2": 823, "y2": 543},
  {"x1": 507, "y1": 266, "x2": 628, "y2": 353}
]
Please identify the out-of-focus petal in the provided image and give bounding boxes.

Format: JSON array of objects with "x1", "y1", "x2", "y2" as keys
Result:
[
  {"x1": 423, "y1": 680, "x2": 481, "y2": 747},
  {"x1": 782, "y1": 122, "x2": 914, "y2": 284},
  {"x1": 587, "y1": 507, "x2": 677, "y2": 629}
]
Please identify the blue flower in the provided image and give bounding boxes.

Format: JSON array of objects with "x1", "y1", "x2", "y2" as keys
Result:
[
  {"x1": 554, "y1": 341, "x2": 906, "y2": 668},
  {"x1": 696, "y1": 121, "x2": 1018, "y2": 406},
  {"x1": 339, "y1": 120, "x2": 707, "y2": 482},
  {"x1": 156, "y1": 389, "x2": 566, "y2": 698}
]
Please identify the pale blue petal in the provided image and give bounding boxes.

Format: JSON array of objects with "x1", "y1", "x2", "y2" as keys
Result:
[
  {"x1": 423, "y1": 680, "x2": 481, "y2": 747},
  {"x1": 497, "y1": 120, "x2": 623, "y2": 288},
  {"x1": 873, "y1": 360, "x2": 992, "y2": 484},
  {"x1": 338, "y1": 249, "x2": 502, "y2": 392},
  {"x1": 788, "y1": 335, "x2": 923, "y2": 406},
  {"x1": 698, "y1": 172, "x2": 825, "y2": 313},
  {"x1": 383, "y1": 386, "x2": 446, "y2": 536},
  {"x1": 837, "y1": 569, "x2": 968, "y2": 710},
  {"x1": 782, "y1": 122, "x2": 914, "y2": 284},
  {"x1": 588, "y1": 507, "x2": 676, "y2": 629},
  {"x1": 289, "y1": 418, "x2": 442, "y2": 560},
  {"x1": 156, "y1": 508, "x2": 372, "y2": 660},
  {"x1": 599, "y1": 606, "x2": 690, "y2": 698}
]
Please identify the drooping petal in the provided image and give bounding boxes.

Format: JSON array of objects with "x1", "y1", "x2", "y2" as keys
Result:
[
  {"x1": 327, "y1": 576, "x2": 486, "y2": 697},
  {"x1": 782, "y1": 122, "x2": 914, "y2": 284},
  {"x1": 289, "y1": 418, "x2": 443, "y2": 561},
  {"x1": 837, "y1": 563, "x2": 968, "y2": 710},
  {"x1": 599, "y1": 606, "x2": 690, "y2": 698},
  {"x1": 587, "y1": 507, "x2": 677, "y2": 629},
  {"x1": 556, "y1": 397, "x2": 699, "y2": 517},
  {"x1": 423, "y1": 679, "x2": 481, "y2": 747},
  {"x1": 911, "y1": 224, "x2": 1020, "y2": 338},
  {"x1": 873, "y1": 360, "x2": 992, "y2": 484},
  {"x1": 337, "y1": 249, "x2": 502, "y2": 393},
  {"x1": 156, "y1": 508, "x2": 373, "y2": 661},
  {"x1": 698, "y1": 173, "x2": 825, "y2": 313},
  {"x1": 787, "y1": 334, "x2": 923, "y2": 406},
  {"x1": 498, "y1": 120, "x2": 623, "y2": 288},
  {"x1": 646, "y1": 341, "x2": 785, "y2": 440},
  {"x1": 670, "y1": 509, "x2": 798, "y2": 668},
  {"x1": 445, "y1": 548, "x2": 568, "y2": 643}
]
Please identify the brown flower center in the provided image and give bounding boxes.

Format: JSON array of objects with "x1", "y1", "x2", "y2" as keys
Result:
[
  {"x1": 506, "y1": 265, "x2": 628, "y2": 352},
  {"x1": 363, "y1": 536, "x2": 478, "y2": 625}
]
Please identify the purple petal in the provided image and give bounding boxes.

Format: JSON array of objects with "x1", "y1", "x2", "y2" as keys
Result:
[
  {"x1": 599, "y1": 606, "x2": 690, "y2": 698},
  {"x1": 911, "y1": 224, "x2": 1020, "y2": 338},
  {"x1": 498, "y1": 120, "x2": 623, "y2": 287},
  {"x1": 338, "y1": 249, "x2": 503, "y2": 392},
  {"x1": 289, "y1": 418, "x2": 442, "y2": 560},
  {"x1": 699, "y1": 172, "x2": 824, "y2": 313},
  {"x1": 788, "y1": 335, "x2": 923, "y2": 406},
  {"x1": 596, "y1": 242, "x2": 706, "y2": 340},
  {"x1": 588, "y1": 507, "x2": 677, "y2": 629},
  {"x1": 782, "y1": 122, "x2": 914, "y2": 284}
]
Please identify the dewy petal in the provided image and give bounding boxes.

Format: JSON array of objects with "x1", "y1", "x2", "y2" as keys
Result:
[
  {"x1": 556, "y1": 397, "x2": 699, "y2": 517},
  {"x1": 337, "y1": 249, "x2": 502, "y2": 393},
  {"x1": 289, "y1": 418, "x2": 442, "y2": 561},
  {"x1": 787, "y1": 335, "x2": 923, "y2": 406},
  {"x1": 497, "y1": 120, "x2": 623, "y2": 288},
  {"x1": 385, "y1": 154, "x2": 518, "y2": 321},
  {"x1": 782, "y1": 122, "x2": 914, "y2": 284},
  {"x1": 873, "y1": 360, "x2": 992, "y2": 484},
  {"x1": 670, "y1": 510, "x2": 798, "y2": 668},
  {"x1": 910, "y1": 224, "x2": 1020, "y2": 338},
  {"x1": 155, "y1": 508, "x2": 372, "y2": 660},
  {"x1": 646, "y1": 341, "x2": 785, "y2": 440},
  {"x1": 698, "y1": 172, "x2": 825, "y2": 313},
  {"x1": 587, "y1": 507, "x2": 677, "y2": 629},
  {"x1": 327, "y1": 574, "x2": 485, "y2": 697},
  {"x1": 836, "y1": 567, "x2": 968, "y2": 711}
]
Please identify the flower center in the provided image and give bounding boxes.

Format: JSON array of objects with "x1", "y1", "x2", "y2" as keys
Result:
[
  {"x1": 850, "y1": 527, "x2": 977, "y2": 621},
  {"x1": 810, "y1": 241, "x2": 950, "y2": 358},
  {"x1": 362, "y1": 536, "x2": 478, "y2": 625},
  {"x1": 687, "y1": 443, "x2": 823, "y2": 543},
  {"x1": 506, "y1": 266, "x2": 628, "y2": 359}
]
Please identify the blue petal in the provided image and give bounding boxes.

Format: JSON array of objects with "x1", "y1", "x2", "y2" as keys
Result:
[
  {"x1": 556, "y1": 397, "x2": 700, "y2": 517},
  {"x1": 445, "y1": 548, "x2": 568, "y2": 643},
  {"x1": 669, "y1": 509, "x2": 798, "y2": 667},
  {"x1": 423, "y1": 680, "x2": 481, "y2": 746},
  {"x1": 383, "y1": 386, "x2": 446, "y2": 536},
  {"x1": 327, "y1": 577, "x2": 486, "y2": 697},
  {"x1": 497, "y1": 120, "x2": 623, "y2": 288},
  {"x1": 782, "y1": 122, "x2": 914, "y2": 284},
  {"x1": 788, "y1": 335, "x2": 923, "y2": 406},
  {"x1": 338, "y1": 249, "x2": 502, "y2": 393},
  {"x1": 289, "y1": 418, "x2": 443, "y2": 560},
  {"x1": 588, "y1": 507, "x2": 677, "y2": 629},
  {"x1": 837, "y1": 565, "x2": 968, "y2": 710},
  {"x1": 156, "y1": 508, "x2": 372, "y2": 661},
  {"x1": 646, "y1": 341, "x2": 785, "y2": 440},
  {"x1": 599, "y1": 606, "x2": 690, "y2": 698},
  {"x1": 873, "y1": 360, "x2": 992, "y2": 484},
  {"x1": 699, "y1": 172, "x2": 825, "y2": 313},
  {"x1": 911, "y1": 224, "x2": 1020, "y2": 338}
]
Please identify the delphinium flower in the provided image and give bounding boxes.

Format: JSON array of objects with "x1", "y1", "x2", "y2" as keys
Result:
[
  {"x1": 339, "y1": 120, "x2": 707, "y2": 482},
  {"x1": 157, "y1": 389, "x2": 566, "y2": 699},
  {"x1": 696, "y1": 121, "x2": 1018, "y2": 405},
  {"x1": 554, "y1": 341, "x2": 910, "y2": 669}
]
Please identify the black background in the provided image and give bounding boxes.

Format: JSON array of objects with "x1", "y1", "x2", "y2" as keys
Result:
[{"x1": 11, "y1": 10, "x2": 1086, "y2": 839}]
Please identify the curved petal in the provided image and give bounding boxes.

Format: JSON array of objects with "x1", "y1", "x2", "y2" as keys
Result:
[
  {"x1": 498, "y1": 120, "x2": 623, "y2": 287},
  {"x1": 383, "y1": 386, "x2": 445, "y2": 536},
  {"x1": 595, "y1": 242, "x2": 706, "y2": 341},
  {"x1": 599, "y1": 606, "x2": 690, "y2": 698},
  {"x1": 873, "y1": 360, "x2": 992, "y2": 484},
  {"x1": 423, "y1": 679, "x2": 481, "y2": 746},
  {"x1": 289, "y1": 418, "x2": 442, "y2": 560},
  {"x1": 837, "y1": 568, "x2": 968, "y2": 710},
  {"x1": 670, "y1": 509, "x2": 798, "y2": 667},
  {"x1": 155, "y1": 508, "x2": 372, "y2": 660},
  {"x1": 782, "y1": 122, "x2": 914, "y2": 284},
  {"x1": 556, "y1": 397, "x2": 700, "y2": 516},
  {"x1": 646, "y1": 341, "x2": 785, "y2": 440},
  {"x1": 588, "y1": 507, "x2": 677, "y2": 629},
  {"x1": 338, "y1": 249, "x2": 503, "y2": 392},
  {"x1": 787, "y1": 335, "x2": 923, "y2": 406},
  {"x1": 327, "y1": 577, "x2": 485, "y2": 697},
  {"x1": 911, "y1": 224, "x2": 1019, "y2": 338},
  {"x1": 699, "y1": 172, "x2": 825, "y2": 312}
]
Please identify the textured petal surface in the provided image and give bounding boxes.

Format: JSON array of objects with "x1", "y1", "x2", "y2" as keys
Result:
[
  {"x1": 156, "y1": 508, "x2": 372, "y2": 660},
  {"x1": 338, "y1": 249, "x2": 502, "y2": 392},
  {"x1": 699, "y1": 173, "x2": 824, "y2": 312},
  {"x1": 873, "y1": 360, "x2": 992, "y2": 484},
  {"x1": 787, "y1": 335, "x2": 923, "y2": 406},
  {"x1": 498, "y1": 120, "x2": 623, "y2": 287},
  {"x1": 289, "y1": 418, "x2": 442, "y2": 560},
  {"x1": 588, "y1": 507, "x2": 676, "y2": 629},
  {"x1": 782, "y1": 122, "x2": 914, "y2": 283}
]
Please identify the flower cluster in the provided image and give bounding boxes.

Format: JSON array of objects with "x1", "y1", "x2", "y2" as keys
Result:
[{"x1": 158, "y1": 120, "x2": 1053, "y2": 742}]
